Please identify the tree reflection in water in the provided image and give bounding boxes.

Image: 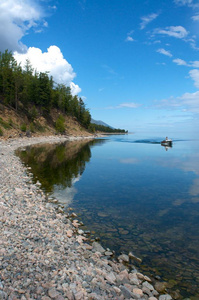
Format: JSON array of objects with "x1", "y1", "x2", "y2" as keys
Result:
[{"x1": 16, "y1": 139, "x2": 106, "y2": 194}]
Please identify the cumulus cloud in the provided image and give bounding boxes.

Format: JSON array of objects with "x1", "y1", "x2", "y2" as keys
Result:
[
  {"x1": 155, "y1": 26, "x2": 189, "y2": 39},
  {"x1": 189, "y1": 69, "x2": 199, "y2": 88},
  {"x1": 0, "y1": 0, "x2": 44, "y2": 53},
  {"x1": 157, "y1": 48, "x2": 173, "y2": 57},
  {"x1": 0, "y1": 0, "x2": 81, "y2": 95},
  {"x1": 140, "y1": 13, "x2": 159, "y2": 30},
  {"x1": 14, "y1": 46, "x2": 81, "y2": 95}
]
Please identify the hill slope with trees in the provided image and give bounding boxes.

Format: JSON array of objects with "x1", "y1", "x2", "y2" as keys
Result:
[{"x1": 0, "y1": 50, "x2": 127, "y2": 138}]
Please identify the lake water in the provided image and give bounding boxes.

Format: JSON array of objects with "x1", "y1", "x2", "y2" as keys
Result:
[{"x1": 17, "y1": 134, "x2": 199, "y2": 299}]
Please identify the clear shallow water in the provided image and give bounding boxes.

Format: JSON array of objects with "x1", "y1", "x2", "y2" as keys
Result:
[{"x1": 17, "y1": 135, "x2": 199, "y2": 299}]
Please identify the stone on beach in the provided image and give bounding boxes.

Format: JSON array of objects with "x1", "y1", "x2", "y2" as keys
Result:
[
  {"x1": 92, "y1": 241, "x2": 106, "y2": 254},
  {"x1": 118, "y1": 253, "x2": 130, "y2": 263}
]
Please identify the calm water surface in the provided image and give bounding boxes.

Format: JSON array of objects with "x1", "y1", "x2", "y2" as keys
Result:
[{"x1": 17, "y1": 135, "x2": 199, "y2": 299}]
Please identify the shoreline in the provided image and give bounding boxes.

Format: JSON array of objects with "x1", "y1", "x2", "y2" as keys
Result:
[{"x1": 0, "y1": 135, "x2": 172, "y2": 300}]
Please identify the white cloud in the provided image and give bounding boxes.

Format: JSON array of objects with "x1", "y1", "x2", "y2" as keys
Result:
[
  {"x1": 70, "y1": 82, "x2": 81, "y2": 96},
  {"x1": 118, "y1": 102, "x2": 142, "y2": 108},
  {"x1": 155, "y1": 26, "x2": 189, "y2": 39},
  {"x1": 0, "y1": 0, "x2": 44, "y2": 53},
  {"x1": 173, "y1": 58, "x2": 199, "y2": 67},
  {"x1": 154, "y1": 91, "x2": 199, "y2": 113},
  {"x1": 106, "y1": 102, "x2": 142, "y2": 109},
  {"x1": 140, "y1": 13, "x2": 159, "y2": 30},
  {"x1": 125, "y1": 36, "x2": 134, "y2": 42},
  {"x1": 157, "y1": 48, "x2": 173, "y2": 57},
  {"x1": 14, "y1": 46, "x2": 81, "y2": 95},
  {"x1": 189, "y1": 69, "x2": 199, "y2": 88},
  {"x1": 192, "y1": 14, "x2": 199, "y2": 21},
  {"x1": 191, "y1": 61, "x2": 199, "y2": 67},
  {"x1": 174, "y1": 0, "x2": 199, "y2": 8},
  {"x1": 125, "y1": 30, "x2": 135, "y2": 42},
  {"x1": 173, "y1": 58, "x2": 188, "y2": 65},
  {"x1": 174, "y1": 0, "x2": 193, "y2": 5},
  {"x1": 180, "y1": 91, "x2": 199, "y2": 113}
]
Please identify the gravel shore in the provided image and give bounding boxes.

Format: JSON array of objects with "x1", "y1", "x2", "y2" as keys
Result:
[{"x1": 0, "y1": 136, "x2": 173, "y2": 300}]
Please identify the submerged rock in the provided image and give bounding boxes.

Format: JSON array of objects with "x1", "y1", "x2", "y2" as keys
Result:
[
  {"x1": 155, "y1": 281, "x2": 168, "y2": 293},
  {"x1": 128, "y1": 251, "x2": 142, "y2": 263}
]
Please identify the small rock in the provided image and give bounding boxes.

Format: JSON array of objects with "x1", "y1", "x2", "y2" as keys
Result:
[
  {"x1": 142, "y1": 286, "x2": 153, "y2": 297},
  {"x1": 0, "y1": 291, "x2": 6, "y2": 300},
  {"x1": 92, "y1": 242, "x2": 105, "y2": 253},
  {"x1": 105, "y1": 272, "x2": 116, "y2": 283},
  {"x1": 48, "y1": 288, "x2": 60, "y2": 298},
  {"x1": 144, "y1": 275, "x2": 152, "y2": 282},
  {"x1": 15, "y1": 187, "x2": 24, "y2": 195},
  {"x1": 128, "y1": 251, "x2": 142, "y2": 263},
  {"x1": 74, "y1": 291, "x2": 84, "y2": 300},
  {"x1": 133, "y1": 288, "x2": 143, "y2": 296},
  {"x1": 142, "y1": 281, "x2": 154, "y2": 291},
  {"x1": 70, "y1": 212, "x2": 77, "y2": 217},
  {"x1": 129, "y1": 273, "x2": 140, "y2": 285},
  {"x1": 120, "y1": 285, "x2": 134, "y2": 299},
  {"x1": 72, "y1": 219, "x2": 80, "y2": 228},
  {"x1": 104, "y1": 251, "x2": 113, "y2": 256},
  {"x1": 155, "y1": 281, "x2": 167, "y2": 293},
  {"x1": 66, "y1": 229, "x2": 73, "y2": 238},
  {"x1": 118, "y1": 254, "x2": 129, "y2": 263},
  {"x1": 159, "y1": 295, "x2": 172, "y2": 300}
]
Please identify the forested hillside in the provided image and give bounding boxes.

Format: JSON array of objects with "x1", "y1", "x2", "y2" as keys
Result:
[
  {"x1": 90, "y1": 123, "x2": 128, "y2": 134},
  {"x1": 0, "y1": 50, "x2": 127, "y2": 137}
]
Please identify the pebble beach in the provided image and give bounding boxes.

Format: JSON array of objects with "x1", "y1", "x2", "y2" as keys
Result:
[{"x1": 0, "y1": 135, "x2": 173, "y2": 300}]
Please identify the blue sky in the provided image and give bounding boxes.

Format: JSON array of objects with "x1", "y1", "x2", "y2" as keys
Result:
[{"x1": 1, "y1": 0, "x2": 199, "y2": 137}]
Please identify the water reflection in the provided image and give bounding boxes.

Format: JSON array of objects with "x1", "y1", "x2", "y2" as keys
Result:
[
  {"x1": 161, "y1": 144, "x2": 172, "y2": 151},
  {"x1": 16, "y1": 137, "x2": 199, "y2": 299},
  {"x1": 16, "y1": 138, "x2": 106, "y2": 203}
]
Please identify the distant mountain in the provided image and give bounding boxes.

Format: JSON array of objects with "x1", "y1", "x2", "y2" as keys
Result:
[{"x1": 91, "y1": 118, "x2": 114, "y2": 129}]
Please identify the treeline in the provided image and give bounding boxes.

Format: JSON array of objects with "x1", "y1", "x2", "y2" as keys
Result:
[
  {"x1": 0, "y1": 49, "x2": 127, "y2": 134},
  {"x1": 0, "y1": 50, "x2": 91, "y2": 128},
  {"x1": 90, "y1": 123, "x2": 128, "y2": 134}
]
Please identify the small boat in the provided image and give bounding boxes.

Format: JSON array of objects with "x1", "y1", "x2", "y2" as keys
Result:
[{"x1": 161, "y1": 137, "x2": 172, "y2": 146}]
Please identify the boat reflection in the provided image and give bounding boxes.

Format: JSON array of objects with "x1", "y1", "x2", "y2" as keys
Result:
[{"x1": 161, "y1": 144, "x2": 172, "y2": 151}]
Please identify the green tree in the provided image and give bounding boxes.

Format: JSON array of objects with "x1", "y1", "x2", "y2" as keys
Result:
[
  {"x1": 37, "y1": 72, "x2": 52, "y2": 110},
  {"x1": 13, "y1": 62, "x2": 23, "y2": 110},
  {"x1": 55, "y1": 115, "x2": 65, "y2": 133},
  {"x1": 0, "y1": 50, "x2": 17, "y2": 107}
]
